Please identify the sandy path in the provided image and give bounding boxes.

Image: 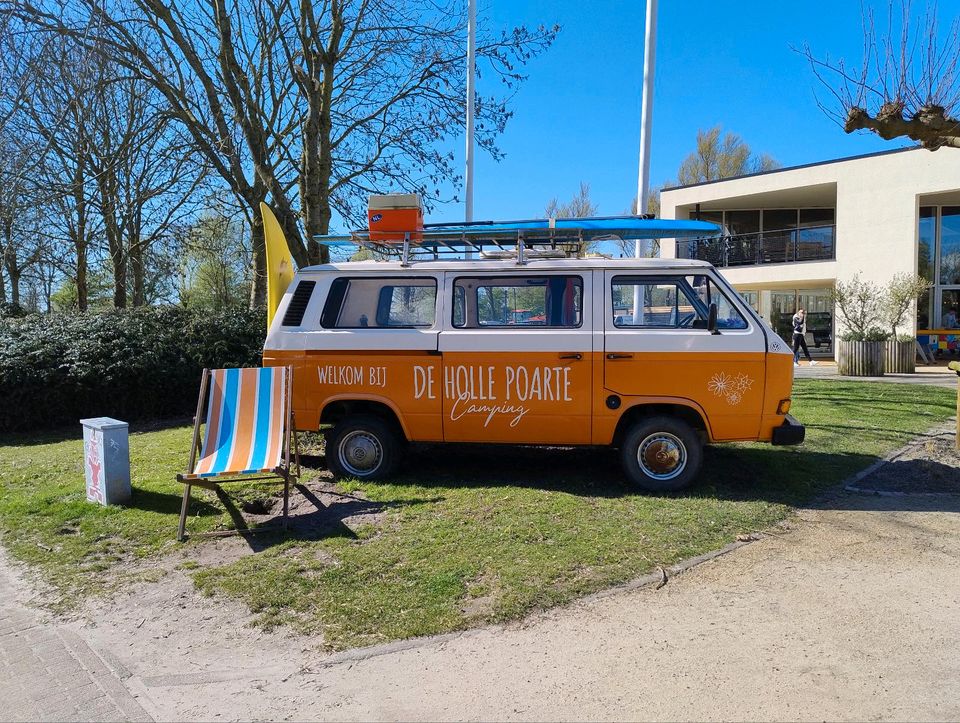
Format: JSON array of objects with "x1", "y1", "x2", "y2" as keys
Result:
[{"x1": 45, "y1": 487, "x2": 959, "y2": 722}]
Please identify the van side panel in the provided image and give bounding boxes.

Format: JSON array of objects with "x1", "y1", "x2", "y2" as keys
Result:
[
  {"x1": 263, "y1": 349, "x2": 443, "y2": 440},
  {"x1": 438, "y1": 351, "x2": 592, "y2": 444}
]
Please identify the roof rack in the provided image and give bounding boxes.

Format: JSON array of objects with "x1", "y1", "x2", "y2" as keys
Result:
[{"x1": 315, "y1": 216, "x2": 721, "y2": 267}]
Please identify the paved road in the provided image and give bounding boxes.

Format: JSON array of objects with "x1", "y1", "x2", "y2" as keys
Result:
[
  {"x1": 4, "y1": 431, "x2": 960, "y2": 721},
  {"x1": 100, "y1": 489, "x2": 960, "y2": 722},
  {"x1": 0, "y1": 565, "x2": 152, "y2": 722}
]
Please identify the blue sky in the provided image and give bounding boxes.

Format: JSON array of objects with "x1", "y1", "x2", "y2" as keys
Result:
[{"x1": 426, "y1": 0, "x2": 928, "y2": 224}]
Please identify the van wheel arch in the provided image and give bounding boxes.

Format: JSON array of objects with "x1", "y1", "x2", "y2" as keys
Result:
[
  {"x1": 319, "y1": 399, "x2": 407, "y2": 442},
  {"x1": 612, "y1": 403, "x2": 709, "y2": 448}
]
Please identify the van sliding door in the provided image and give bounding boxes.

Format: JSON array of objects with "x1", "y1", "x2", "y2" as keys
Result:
[{"x1": 438, "y1": 272, "x2": 592, "y2": 444}]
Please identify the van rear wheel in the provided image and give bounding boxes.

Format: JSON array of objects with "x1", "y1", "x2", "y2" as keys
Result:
[
  {"x1": 620, "y1": 415, "x2": 702, "y2": 492},
  {"x1": 326, "y1": 415, "x2": 400, "y2": 481}
]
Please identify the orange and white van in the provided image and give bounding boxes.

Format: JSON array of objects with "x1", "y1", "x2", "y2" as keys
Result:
[{"x1": 260, "y1": 201, "x2": 804, "y2": 491}]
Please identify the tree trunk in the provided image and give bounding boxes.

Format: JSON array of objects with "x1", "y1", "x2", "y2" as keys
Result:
[
  {"x1": 76, "y1": 248, "x2": 88, "y2": 311},
  {"x1": 3, "y1": 226, "x2": 20, "y2": 308},
  {"x1": 111, "y1": 250, "x2": 127, "y2": 309},
  {"x1": 249, "y1": 213, "x2": 266, "y2": 309},
  {"x1": 130, "y1": 236, "x2": 145, "y2": 306},
  {"x1": 107, "y1": 226, "x2": 127, "y2": 308},
  {"x1": 0, "y1": 217, "x2": 10, "y2": 305},
  {"x1": 6, "y1": 263, "x2": 20, "y2": 308}
]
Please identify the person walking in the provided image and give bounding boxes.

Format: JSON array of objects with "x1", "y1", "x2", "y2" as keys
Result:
[{"x1": 792, "y1": 308, "x2": 818, "y2": 366}]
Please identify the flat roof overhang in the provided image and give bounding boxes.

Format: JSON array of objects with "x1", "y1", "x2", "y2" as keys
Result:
[{"x1": 673, "y1": 182, "x2": 837, "y2": 212}]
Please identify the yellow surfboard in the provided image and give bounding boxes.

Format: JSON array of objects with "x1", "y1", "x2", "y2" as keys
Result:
[{"x1": 261, "y1": 203, "x2": 297, "y2": 329}]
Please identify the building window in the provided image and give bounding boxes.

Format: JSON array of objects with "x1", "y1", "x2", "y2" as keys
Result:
[
  {"x1": 768, "y1": 289, "x2": 833, "y2": 356},
  {"x1": 940, "y1": 206, "x2": 960, "y2": 286},
  {"x1": 941, "y1": 290, "x2": 960, "y2": 330},
  {"x1": 918, "y1": 206, "x2": 936, "y2": 329}
]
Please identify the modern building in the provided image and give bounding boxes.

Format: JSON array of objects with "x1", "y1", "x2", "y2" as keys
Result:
[{"x1": 659, "y1": 146, "x2": 960, "y2": 359}]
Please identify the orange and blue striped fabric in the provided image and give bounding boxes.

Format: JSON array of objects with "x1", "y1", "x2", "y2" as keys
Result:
[{"x1": 185, "y1": 367, "x2": 288, "y2": 479}]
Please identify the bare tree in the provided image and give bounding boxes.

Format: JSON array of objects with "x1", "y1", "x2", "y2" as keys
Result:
[
  {"x1": 85, "y1": 64, "x2": 208, "y2": 307},
  {"x1": 544, "y1": 182, "x2": 598, "y2": 218},
  {"x1": 0, "y1": 132, "x2": 47, "y2": 310},
  {"x1": 802, "y1": 1, "x2": 960, "y2": 149},
  {"x1": 9, "y1": 0, "x2": 558, "y2": 307},
  {"x1": 676, "y1": 126, "x2": 780, "y2": 186},
  {"x1": 12, "y1": 36, "x2": 106, "y2": 311}
]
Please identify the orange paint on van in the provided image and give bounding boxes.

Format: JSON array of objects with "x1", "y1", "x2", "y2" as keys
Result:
[{"x1": 267, "y1": 346, "x2": 796, "y2": 446}]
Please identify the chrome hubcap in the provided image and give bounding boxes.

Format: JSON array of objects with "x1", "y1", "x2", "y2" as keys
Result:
[
  {"x1": 637, "y1": 432, "x2": 687, "y2": 480},
  {"x1": 338, "y1": 431, "x2": 383, "y2": 476}
]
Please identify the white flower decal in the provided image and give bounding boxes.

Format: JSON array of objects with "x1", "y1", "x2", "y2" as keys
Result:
[
  {"x1": 707, "y1": 372, "x2": 730, "y2": 396},
  {"x1": 709, "y1": 371, "x2": 754, "y2": 406}
]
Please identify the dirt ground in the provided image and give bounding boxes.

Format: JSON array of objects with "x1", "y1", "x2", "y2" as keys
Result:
[{"x1": 7, "y1": 426, "x2": 960, "y2": 721}]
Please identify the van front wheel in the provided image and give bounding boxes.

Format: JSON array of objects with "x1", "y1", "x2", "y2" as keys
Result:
[
  {"x1": 326, "y1": 415, "x2": 400, "y2": 481},
  {"x1": 620, "y1": 416, "x2": 702, "y2": 492}
]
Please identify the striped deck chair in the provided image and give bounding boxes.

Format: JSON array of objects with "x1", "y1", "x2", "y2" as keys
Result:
[{"x1": 176, "y1": 367, "x2": 300, "y2": 541}]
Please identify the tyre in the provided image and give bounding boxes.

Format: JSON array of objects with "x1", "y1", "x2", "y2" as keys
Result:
[
  {"x1": 326, "y1": 415, "x2": 401, "y2": 481},
  {"x1": 619, "y1": 415, "x2": 703, "y2": 492}
]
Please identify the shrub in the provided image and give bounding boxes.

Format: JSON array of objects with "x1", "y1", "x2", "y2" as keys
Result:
[
  {"x1": 830, "y1": 274, "x2": 888, "y2": 341},
  {"x1": 0, "y1": 306, "x2": 266, "y2": 432},
  {"x1": 839, "y1": 327, "x2": 890, "y2": 343},
  {"x1": 832, "y1": 273, "x2": 929, "y2": 343}
]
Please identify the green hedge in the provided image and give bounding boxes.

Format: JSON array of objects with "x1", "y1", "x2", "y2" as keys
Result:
[{"x1": 0, "y1": 306, "x2": 266, "y2": 432}]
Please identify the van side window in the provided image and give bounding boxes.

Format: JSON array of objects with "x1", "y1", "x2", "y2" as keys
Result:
[
  {"x1": 453, "y1": 276, "x2": 582, "y2": 328},
  {"x1": 613, "y1": 277, "x2": 697, "y2": 328},
  {"x1": 320, "y1": 277, "x2": 437, "y2": 328},
  {"x1": 612, "y1": 275, "x2": 748, "y2": 330},
  {"x1": 685, "y1": 275, "x2": 748, "y2": 330}
]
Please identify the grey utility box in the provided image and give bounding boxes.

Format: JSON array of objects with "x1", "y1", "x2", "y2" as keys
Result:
[{"x1": 80, "y1": 417, "x2": 131, "y2": 505}]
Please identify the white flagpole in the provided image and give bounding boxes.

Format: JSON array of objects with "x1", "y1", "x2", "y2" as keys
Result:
[
  {"x1": 633, "y1": 0, "x2": 657, "y2": 323},
  {"x1": 465, "y1": 0, "x2": 476, "y2": 224}
]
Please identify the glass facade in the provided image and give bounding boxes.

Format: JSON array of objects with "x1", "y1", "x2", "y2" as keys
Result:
[
  {"x1": 940, "y1": 207, "x2": 960, "y2": 285},
  {"x1": 916, "y1": 206, "x2": 960, "y2": 329},
  {"x1": 681, "y1": 208, "x2": 835, "y2": 266},
  {"x1": 764, "y1": 289, "x2": 834, "y2": 357},
  {"x1": 918, "y1": 207, "x2": 936, "y2": 329}
]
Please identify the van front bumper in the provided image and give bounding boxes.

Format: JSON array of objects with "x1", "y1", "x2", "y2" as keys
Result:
[{"x1": 771, "y1": 415, "x2": 805, "y2": 446}]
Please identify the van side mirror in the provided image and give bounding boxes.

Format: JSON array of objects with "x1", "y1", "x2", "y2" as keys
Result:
[{"x1": 708, "y1": 303, "x2": 720, "y2": 335}]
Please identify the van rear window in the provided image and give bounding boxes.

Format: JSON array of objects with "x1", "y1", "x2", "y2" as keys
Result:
[{"x1": 320, "y1": 277, "x2": 437, "y2": 329}]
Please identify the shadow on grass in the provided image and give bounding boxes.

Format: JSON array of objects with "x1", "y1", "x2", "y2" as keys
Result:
[
  {"x1": 353, "y1": 441, "x2": 960, "y2": 514},
  {"x1": 124, "y1": 487, "x2": 220, "y2": 517},
  {"x1": 209, "y1": 483, "x2": 441, "y2": 553}
]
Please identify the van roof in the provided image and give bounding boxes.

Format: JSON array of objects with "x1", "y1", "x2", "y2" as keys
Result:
[{"x1": 297, "y1": 257, "x2": 714, "y2": 274}]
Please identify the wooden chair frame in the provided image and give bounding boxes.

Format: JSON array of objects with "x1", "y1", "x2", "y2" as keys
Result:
[{"x1": 176, "y1": 367, "x2": 301, "y2": 541}]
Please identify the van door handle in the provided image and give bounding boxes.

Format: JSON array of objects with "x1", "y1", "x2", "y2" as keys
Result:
[
  {"x1": 558, "y1": 353, "x2": 582, "y2": 360},
  {"x1": 606, "y1": 353, "x2": 634, "y2": 360}
]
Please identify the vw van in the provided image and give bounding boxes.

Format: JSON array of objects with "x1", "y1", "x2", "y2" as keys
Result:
[{"x1": 261, "y1": 206, "x2": 804, "y2": 491}]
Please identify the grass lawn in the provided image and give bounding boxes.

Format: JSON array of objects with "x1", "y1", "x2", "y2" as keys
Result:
[{"x1": 0, "y1": 380, "x2": 955, "y2": 650}]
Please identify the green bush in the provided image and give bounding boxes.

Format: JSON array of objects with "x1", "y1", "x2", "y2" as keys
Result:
[
  {"x1": 0, "y1": 306, "x2": 266, "y2": 432},
  {"x1": 838, "y1": 327, "x2": 891, "y2": 343}
]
